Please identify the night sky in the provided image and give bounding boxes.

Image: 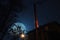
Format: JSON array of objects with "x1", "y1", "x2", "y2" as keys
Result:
[
  {"x1": 1, "y1": 0, "x2": 60, "y2": 32},
  {"x1": 2, "y1": 0, "x2": 60, "y2": 40},
  {"x1": 15, "y1": 0, "x2": 60, "y2": 32}
]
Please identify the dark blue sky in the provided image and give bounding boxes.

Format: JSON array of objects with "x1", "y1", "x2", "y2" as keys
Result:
[
  {"x1": 15, "y1": 0, "x2": 60, "y2": 32},
  {"x1": 2, "y1": 0, "x2": 60, "y2": 40}
]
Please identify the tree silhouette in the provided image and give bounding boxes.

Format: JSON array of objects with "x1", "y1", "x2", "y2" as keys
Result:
[{"x1": 0, "y1": 0, "x2": 26, "y2": 40}]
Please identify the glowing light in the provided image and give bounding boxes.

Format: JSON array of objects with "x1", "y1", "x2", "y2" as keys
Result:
[
  {"x1": 8, "y1": 22, "x2": 27, "y2": 35},
  {"x1": 15, "y1": 23, "x2": 26, "y2": 31},
  {"x1": 20, "y1": 33, "x2": 25, "y2": 38},
  {"x1": 36, "y1": 20, "x2": 39, "y2": 28},
  {"x1": 14, "y1": 22, "x2": 27, "y2": 33}
]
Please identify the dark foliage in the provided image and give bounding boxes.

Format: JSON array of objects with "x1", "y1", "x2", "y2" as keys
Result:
[{"x1": 0, "y1": 0, "x2": 26, "y2": 40}]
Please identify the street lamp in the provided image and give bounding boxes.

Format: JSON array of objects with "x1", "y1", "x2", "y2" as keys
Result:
[
  {"x1": 20, "y1": 33, "x2": 25, "y2": 38},
  {"x1": 20, "y1": 33, "x2": 26, "y2": 40}
]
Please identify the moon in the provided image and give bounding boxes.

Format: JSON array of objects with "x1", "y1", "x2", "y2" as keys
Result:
[
  {"x1": 14, "y1": 22, "x2": 27, "y2": 33},
  {"x1": 9, "y1": 22, "x2": 27, "y2": 34}
]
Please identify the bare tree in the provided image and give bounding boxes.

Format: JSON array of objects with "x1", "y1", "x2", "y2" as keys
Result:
[{"x1": 0, "y1": 0, "x2": 26, "y2": 40}]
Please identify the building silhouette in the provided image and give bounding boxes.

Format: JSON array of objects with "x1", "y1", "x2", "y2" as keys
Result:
[{"x1": 27, "y1": 22, "x2": 60, "y2": 40}]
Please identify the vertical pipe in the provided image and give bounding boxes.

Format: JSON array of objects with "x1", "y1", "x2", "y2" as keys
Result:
[{"x1": 34, "y1": 0, "x2": 39, "y2": 40}]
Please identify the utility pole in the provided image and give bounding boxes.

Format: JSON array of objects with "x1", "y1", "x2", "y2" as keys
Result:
[{"x1": 34, "y1": 0, "x2": 39, "y2": 40}]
